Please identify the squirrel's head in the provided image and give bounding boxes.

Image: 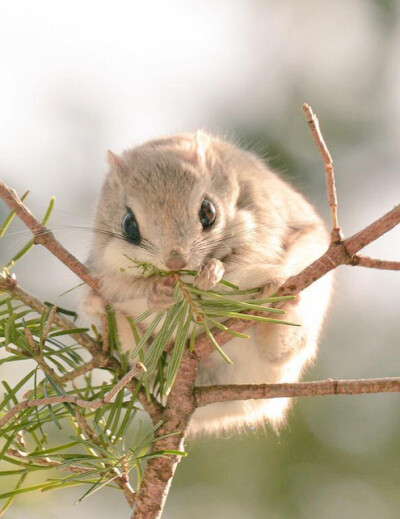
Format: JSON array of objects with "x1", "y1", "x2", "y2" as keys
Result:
[{"x1": 92, "y1": 132, "x2": 258, "y2": 277}]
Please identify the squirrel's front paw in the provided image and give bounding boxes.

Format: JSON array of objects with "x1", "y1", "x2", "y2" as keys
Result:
[
  {"x1": 194, "y1": 259, "x2": 225, "y2": 291},
  {"x1": 147, "y1": 277, "x2": 176, "y2": 312}
]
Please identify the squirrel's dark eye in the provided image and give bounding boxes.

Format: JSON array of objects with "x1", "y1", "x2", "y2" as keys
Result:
[
  {"x1": 122, "y1": 210, "x2": 141, "y2": 245},
  {"x1": 199, "y1": 199, "x2": 216, "y2": 230}
]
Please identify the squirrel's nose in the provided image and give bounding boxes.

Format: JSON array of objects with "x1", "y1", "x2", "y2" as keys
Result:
[{"x1": 165, "y1": 250, "x2": 187, "y2": 270}]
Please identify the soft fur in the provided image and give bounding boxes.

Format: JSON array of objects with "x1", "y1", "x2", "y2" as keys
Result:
[{"x1": 84, "y1": 132, "x2": 333, "y2": 436}]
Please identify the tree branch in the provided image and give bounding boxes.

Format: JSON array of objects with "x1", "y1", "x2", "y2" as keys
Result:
[
  {"x1": 130, "y1": 383, "x2": 164, "y2": 425},
  {"x1": 0, "y1": 180, "x2": 99, "y2": 292},
  {"x1": 0, "y1": 363, "x2": 145, "y2": 429},
  {"x1": 56, "y1": 359, "x2": 103, "y2": 383},
  {"x1": 6, "y1": 447, "x2": 98, "y2": 475},
  {"x1": 194, "y1": 377, "x2": 400, "y2": 406},
  {"x1": 0, "y1": 274, "x2": 102, "y2": 357},
  {"x1": 130, "y1": 351, "x2": 198, "y2": 519},
  {"x1": 279, "y1": 202, "x2": 400, "y2": 296},
  {"x1": 303, "y1": 103, "x2": 340, "y2": 238},
  {"x1": 349, "y1": 255, "x2": 400, "y2": 270},
  {"x1": 190, "y1": 201, "x2": 400, "y2": 361},
  {"x1": 6, "y1": 445, "x2": 137, "y2": 506},
  {"x1": 0, "y1": 270, "x2": 163, "y2": 429},
  {"x1": 344, "y1": 205, "x2": 400, "y2": 256}
]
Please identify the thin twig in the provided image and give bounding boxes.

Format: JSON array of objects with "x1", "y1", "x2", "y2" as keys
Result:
[
  {"x1": 5, "y1": 339, "x2": 137, "y2": 506},
  {"x1": 23, "y1": 328, "x2": 36, "y2": 352},
  {"x1": 344, "y1": 204, "x2": 400, "y2": 256},
  {"x1": 277, "y1": 202, "x2": 400, "y2": 298},
  {"x1": 0, "y1": 363, "x2": 145, "y2": 429},
  {"x1": 194, "y1": 377, "x2": 400, "y2": 406},
  {"x1": 302, "y1": 103, "x2": 341, "y2": 240},
  {"x1": 7, "y1": 442, "x2": 136, "y2": 506},
  {"x1": 101, "y1": 313, "x2": 110, "y2": 353},
  {"x1": 349, "y1": 255, "x2": 400, "y2": 270},
  {"x1": 24, "y1": 328, "x2": 64, "y2": 384},
  {"x1": 70, "y1": 407, "x2": 136, "y2": 505},
  {"x1": 0, "y1": 180, "x2": 99, "y2": 292},
  {"x1": 42, "y1": 305, "x2": 58, "y2": 343},
  {"x1": 57, "y1": 359, "x2": 103, "y2": 383},
  {"x1": 0, "y1": 274, "x2": 102, "y2": 357},
  {"x1": 6, "y1": 447, "x2": 96, "y2": 475},
  {"x1": 22, "y1": 359, "x2": 104, "y2": 401},
  {"x1": 72, "y1": 408, "x2": 102, "y2": 445}
]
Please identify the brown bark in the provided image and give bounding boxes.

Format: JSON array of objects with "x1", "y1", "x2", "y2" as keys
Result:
[
  {"x1": 194, "y1": 377, "x2": 400, "y2": 406},
  {"x1": 349, "y1": 255, "x2": 400, "y2": 270},
  {"x1": 0, "y1": 180, "x2": 99, "y2": 292},
  {"x1": 131, "y1": 351, "x2": 198, "y2": 519}
]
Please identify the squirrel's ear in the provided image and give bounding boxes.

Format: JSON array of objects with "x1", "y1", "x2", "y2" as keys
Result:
[
  {"x1": 107, "y1": 150, "x2": 126, "y2": 171},
  {"x1": 193, "y1": 130, "x2": 215, "y2": 171}
]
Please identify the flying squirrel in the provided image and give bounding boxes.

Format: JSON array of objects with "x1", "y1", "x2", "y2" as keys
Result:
[{"x1": 84, "y1": 131, "x2": 333, "y2": 436}]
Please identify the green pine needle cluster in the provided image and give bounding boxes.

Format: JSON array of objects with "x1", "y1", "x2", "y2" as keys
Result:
[
  {"x1": 125, "y1": 258, "x2": 297, "y2": 396},
  {"x1": 0, "y1": 291, "x2": 173, "y2": 510}
]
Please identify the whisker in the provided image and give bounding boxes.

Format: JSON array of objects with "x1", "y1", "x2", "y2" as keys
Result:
[{"x1": 191, "y1": 219, "x2": 317, "y2": 248}]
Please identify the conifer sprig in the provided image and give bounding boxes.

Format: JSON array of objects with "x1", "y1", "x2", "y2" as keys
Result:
[{"x1": 125, "y1": 259, "x2": 297, "y2": 395}]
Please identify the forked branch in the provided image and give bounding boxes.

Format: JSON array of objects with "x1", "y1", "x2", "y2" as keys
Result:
[
  {"x1": 0, "y1": 363, "x2": 145, "y2": 429},
  {"x1": 303, "y1": 103, "x2": 340, "y2": 238}
]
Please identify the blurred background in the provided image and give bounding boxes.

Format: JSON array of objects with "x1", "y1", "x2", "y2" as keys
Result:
[{"x1": 0, "y1": 0, "x2": 399, "y2": 518}]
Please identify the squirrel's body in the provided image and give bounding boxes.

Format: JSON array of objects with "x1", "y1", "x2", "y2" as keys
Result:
[{"x1": 84, "y1": 132, "x2": 332, "y2": 435}]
